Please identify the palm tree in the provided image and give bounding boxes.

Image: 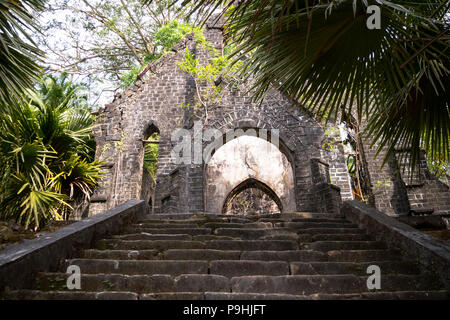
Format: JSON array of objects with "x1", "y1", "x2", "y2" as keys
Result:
[
  {"x1": 0, "y1": 74, "x2": 102, "y2": 230},
  {"x1": 153, "y1": 0, "x2": 449, "y2": 170},
  {"x1": 0, "y1": 0, "x2": 46, "y2": 105}
]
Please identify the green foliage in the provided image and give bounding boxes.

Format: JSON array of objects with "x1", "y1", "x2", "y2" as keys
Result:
[
  {"x1": 143, "y1": 133, "x2": 160, "y2": 183},
  {"x1": 174, "y1": 0, "x2": 450, "y2": 173},
  {"x1": 427, "y1": 158, "x2": 450, "y2": 186},
  {"x1": 120, "y1": 20, "x2": 197, "y2": 88},
  {"x1": 153, "y1": 20, "x2": 193, "y2": 54},
  {"x1": 0, "y1": 0, "x2": 45, "y2": 105},
  {"x1": 0, "y1": 74, "x2": 102, "y2": 230},
  {"x1": 176, "y1": 39, "x2": 242, "y2": 122},
  {"x1": 120, "y1": 65, "x2": 146, "y2": 89}
]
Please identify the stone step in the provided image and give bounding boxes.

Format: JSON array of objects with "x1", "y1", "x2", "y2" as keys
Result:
[
  {"x1": 302, "y1": 241, "x2": 387, "y2": 252},
  {"x1": 112, "y1": 233, "x2": 192, "y2": 241},
  {"x1": 142, "y1": 214, "x2": 225, "y2": 220},
  {"x1": 290, "y1": 261, "x2": 421, "y2": 276},
  {"x1": 96, "y1": 239, "x2": 206, "y2": 251},
  {"x1": 359, "y1": 275, "x2": 445, "y2": 292},
  {"x1": 203, "y1": 222, "x2": 273, "y2": 229},
  {"x1": 311, "y1": 234, "x2": 372, "y2": 241},
  {"x1": 125, "y1": 227, "x2": 212, "y2": 236},
  {"x1": 163, "y1": 249, "x2": 241, "y2": 261},
  {"x1": 133, "y1": 223, "x2": 200, "y2": 229},
  {"x1": 65, "y1": 259, "x2": 208, "y2": 276},
  {"x1": 34, "y1": 273, "x2": 230, "y2": 293},
  {"x1": 291, "y1": 218, "x2": 352, "y2": 223},
  {"x1": 295, "y1": 228, "x2": 366, "y2": 235},
  {"x1": 256, "y1": 212, "x2": 339, "y2": 220},
  {"x1": 311, "y1": 291, "x2": 448, "y2": 300},
  {"x1": 327, "y1": 249, "x2": 403, "y2": 262},
  {"x1": 210, "y1": 260, "x2": 290, "y2": 277},
  {"x1": 139, "y1": 292, "x2": 205, "y2": 300},
  {"x1": 80, "y1": 249, "x2": 161, "y2": 260},
  {"x1": 261, "y1": 234, "x2": 305, "y2": 241},
  {"x1": 2, "y1": 290, "x2": 139, "y2": 300},
  {"x1": 96, "y1": 239, "x2": 299, "y2": 251},
  {"x1": 192, "y1": 235, "x2": 235, "y2": 241},
  {"x1": 213, "y1": 228, "x2": 297, "y2": 239},
  {"x1": 205, "y1": 240, "x2": 298, "y2": 251},
  {"x1": 240, "y1": 250, "x2": 328, "y2": 262},
  {"x1": 203, "y1": 292, "x2": 310, "y2": 300},
  {"x1": 230, "y1": 275, "x2": 363, "y2": 295},
  {"x1": 274, "y1": 222, "x2": 358, "y2": 229},
  {"x1": 213, "y1": 228, "x2": 370, "y2": 241}
]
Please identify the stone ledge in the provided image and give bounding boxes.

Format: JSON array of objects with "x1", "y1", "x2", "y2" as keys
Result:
[
  {"x1": 342, "y1": 200, "x2": 450, "y2": 291},
  {"x1": 0, "y1": 200, "x2": 145, "y2": 291}
]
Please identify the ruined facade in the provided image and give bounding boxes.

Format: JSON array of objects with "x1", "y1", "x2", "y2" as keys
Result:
[{"x1": 89, "y1": 16, "x2": 449, "y2": 218}]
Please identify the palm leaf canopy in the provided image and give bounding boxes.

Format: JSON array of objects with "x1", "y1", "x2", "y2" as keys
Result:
[
  {"x1": 146, "y1": 0, "x2": 449, "y2": 168},
  {"x1": 0, "y1": 0, "x2": 45, "y2": 105}
]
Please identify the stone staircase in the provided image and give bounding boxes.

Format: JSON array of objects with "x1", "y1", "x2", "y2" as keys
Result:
[{"x1": 3, "y1": 212, "x2": 448, "y2": 299}]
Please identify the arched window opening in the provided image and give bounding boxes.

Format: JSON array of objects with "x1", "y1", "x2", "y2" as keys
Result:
[
  {"x1": 141, "y1": 123, "x2": 160, "y2": 214},
  {"x1": 222, "y1": 178, "x2": 282, "y2": 215}
]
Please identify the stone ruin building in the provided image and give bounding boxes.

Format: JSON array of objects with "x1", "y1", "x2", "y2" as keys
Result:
[
  {"x1": 1, "y1": 15, "x2": 450, "y2": 302},
  {"x1": 89, "y1": 16, "x2": 450, "y2": 223}
]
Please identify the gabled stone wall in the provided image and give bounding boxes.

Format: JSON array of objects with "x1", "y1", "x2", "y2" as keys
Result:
[{"x1": 88, "y1": 15, "x2": 353, "y2": 216}]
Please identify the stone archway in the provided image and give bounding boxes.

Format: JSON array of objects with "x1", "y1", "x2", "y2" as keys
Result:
[
  {"x1": 222, "y1": 178, "x2": 282, "y2": 214},
  {"x1": 205, "y1": 135, "x2": 296, "y2": 213}
]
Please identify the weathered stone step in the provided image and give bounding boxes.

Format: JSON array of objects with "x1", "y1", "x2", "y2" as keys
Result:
[
  {"x1": 290, "y1": 261, "x2": 421, "y2": 276},
  {"x1": 163, "y1": 249, "x2": 241, "y2": 260},
  {"x1": 65, "y1": 259, "x2": 208, "y2": 276},
  {"x1": 80, "y1": 249, "x2": 160, "y2": 260},
  {"x1": 204, "y1": 222, "x2": 273, "y2": 229},
  {"x1": 192, "y1": 235, "x2": 235, "y2": 241},
  {"x1": 210, "y1": 260, "x2": 289, "y2": 277},
  {"x1": 311, "y1": 291, "x2": 448, "y2": 300},
  {"x1": 133, "y1": 223, "x2": 200, "y2": 229},
  {"x1": 296, "y1": 228, "x2": 366, "y2": 235},
  {"x1": 230, "y1": 275, "x2": 362, "y2": 295},
  {"x1": 302, "y1": 241, "x2": 387, "y2": 252},
  {"x1": 205, "y1": 240, "x2": 298, "y2": 251},
  {"x1": 327, "y1": 249, "x2": 402, "y2": 262},
  {"x1": 112, "y1": 233, "x2": 192, "y2": 241},
  {"x1": 139, "y1": 292, "x2": 204, "y2": 300},
  {"x1": 359, "y1": 275, "x2": 445, "y2": 292},
  {"x1": 125, "y1": 227, "x2": 212, "y2": 236},
  {"x1": 291, "y1": 218, "x2": 351, "y2": 223},
  {"x1": 96, "y1": 239, "x2": 206, "y2": 251},
  {"x1": 275, "y1": 222, "x2": 358, "y2": 229},
  {"x1": 256, "y1": 212, "x2": 339, "y2": 220},
  {"x1": 311, "y1": 234, "x2": 371, "y2": 241},
  {"x1": 140, "y1": 219, "x2": 209, "y2": 224},
  {"x1": 240, "y1": 250, "x2": 328, "y2": 262},
  {"x1": 34, "y1": 273, "x2": 230, "y2": 293},
  {"x1": 213, "y1": 228, "x2": 297, "y2": 239},
  {"x1": 205, "y1": 292, "x2": 310, "y2": 300},
  {"x1": 1, "y1": 290, "x2": 139, "y2": 300},
  {"x1": 96, "y1": 239, "x2": 298, "y2": 251}
]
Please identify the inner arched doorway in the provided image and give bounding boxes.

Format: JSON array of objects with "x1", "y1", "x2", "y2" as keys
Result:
[
  {"x1": 222, "y1": 178, "x2": 282, "y2": 215},
  {"x1": 205, "y1": 135, "x2": 296, "y2": 214}
]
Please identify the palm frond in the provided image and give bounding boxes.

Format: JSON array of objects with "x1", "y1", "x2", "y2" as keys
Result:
[{"x1": 0, "y1": 0, "x2": 46, "y2": 105}]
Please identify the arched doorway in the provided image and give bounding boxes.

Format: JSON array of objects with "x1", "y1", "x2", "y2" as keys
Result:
[
  {"x1": 222, "y1": 178, "x2": 282, "y2": 215},
  {"x1": 205, "y1": 135, "x2": 296, "y2": 214}
]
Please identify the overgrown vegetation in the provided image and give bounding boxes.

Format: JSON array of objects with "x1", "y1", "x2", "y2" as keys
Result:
[
  {"x1": 0, "y1": 74, "x2": 102, "y2": 230},
  {"x1": 143, "y1": 132, "x2": 160, "y2": 183},
  {"x1": 177, "y1": 36, "x2": 242, "y2": 124}
]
